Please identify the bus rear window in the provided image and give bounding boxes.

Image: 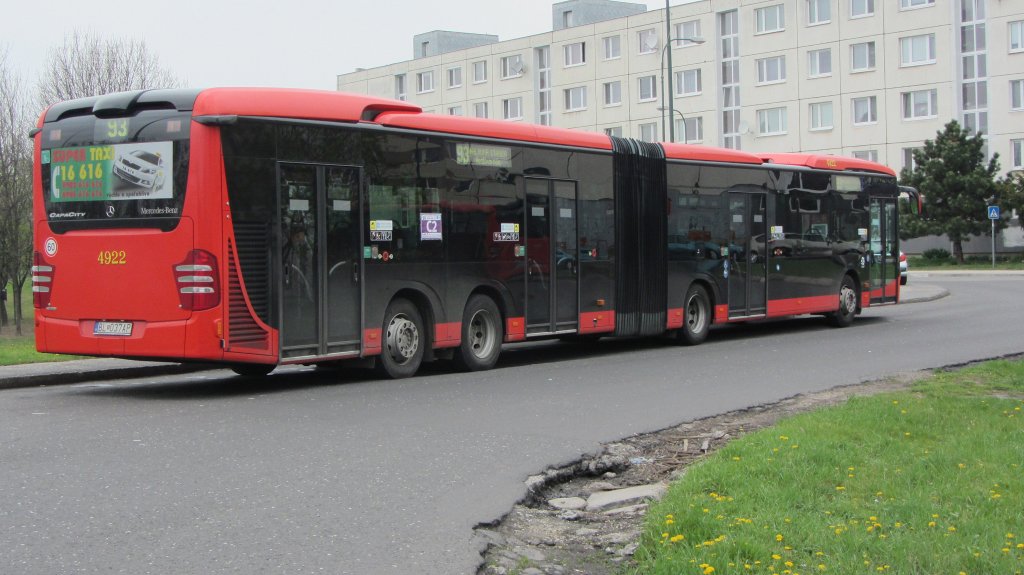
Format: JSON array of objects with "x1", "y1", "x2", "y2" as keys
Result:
[{"x1": 40, "y1": 110, "x2": 191, "y2": 232}]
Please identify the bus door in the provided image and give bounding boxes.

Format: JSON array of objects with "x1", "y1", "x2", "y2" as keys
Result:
[
  {"x1": 868, "y1": 198, "x2": 899, "y2": 304},
  {"x1": 278, "y1": 163, "x2": 363, "y2": 359},
  {"x1": 524, "y1": 179, "x2": 579, "y2": 335},
  {"x1": 726, "y1": 191, "x2": 767, "y2": 318}
]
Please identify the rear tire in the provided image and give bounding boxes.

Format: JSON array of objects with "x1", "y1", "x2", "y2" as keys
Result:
[
  {"x1": 229, "y1": 363, "x2": 275, "y2": 377},
  {"x1": 676, "y1": 284, "x2": 710, "y2": 346},
  {"x1": 376, "y1": 298, "x2": 425, "y2": 379},
  {"x1": 453, "y1": 295, "x2": 502, "y2": 372},
  {"x1": 827, "y1": 275, "x2": 858, "y2": 327}
]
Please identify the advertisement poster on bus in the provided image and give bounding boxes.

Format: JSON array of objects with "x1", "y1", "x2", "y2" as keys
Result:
[{"x1": 47, "y1": 141, "x2": 174, "y2": 202}]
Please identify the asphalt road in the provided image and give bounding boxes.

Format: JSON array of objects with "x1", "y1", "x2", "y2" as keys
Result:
[{"x1": 1, "y1": 275, "x2": 1021, "y2": 575}]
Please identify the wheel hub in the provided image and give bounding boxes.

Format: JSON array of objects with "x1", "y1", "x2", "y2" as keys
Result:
[{"x1": 386, "y1": 315, "x2": 419, "y2": 362}]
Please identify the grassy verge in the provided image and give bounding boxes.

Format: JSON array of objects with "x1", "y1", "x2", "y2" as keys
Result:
[
  {"x1": 908, "y1": 256, "x2": 1024, "y2": 270},
  {"x1": 632, "y1": 360, "x2": 1024, "y2": 575},
  {"x1": 1, "y1": 280, "x2": 85, "y2": 366}
]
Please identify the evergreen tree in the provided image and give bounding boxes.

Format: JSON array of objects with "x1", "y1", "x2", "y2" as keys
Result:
[{"x1": 899, "y1": 120, "x2": 1005, "y2": 262}]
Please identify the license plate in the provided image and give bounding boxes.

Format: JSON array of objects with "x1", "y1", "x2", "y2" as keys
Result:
[{"x1": 94, "y1": 321, "x2": 133, "y2": 336}]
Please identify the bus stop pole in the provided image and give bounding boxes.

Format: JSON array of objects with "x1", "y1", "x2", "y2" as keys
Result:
[{"x1": 992, "y1": 218, "x2": 996, "y2": 269}]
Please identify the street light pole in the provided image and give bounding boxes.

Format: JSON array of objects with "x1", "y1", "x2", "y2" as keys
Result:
[
  {"x1": 659, "y1": 0, "x2": 704, "y2": 143},
  {"x1": 659, "y1": 36, "x2": 704, "y2": 142}
]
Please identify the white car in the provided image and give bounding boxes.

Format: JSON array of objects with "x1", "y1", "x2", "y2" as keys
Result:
[
  {"x1": 113, "y1": 150, "x2": 166, "y2": 190},
  {"x1": 900, "y1": 251, "x2": 908, "y2": 285}
]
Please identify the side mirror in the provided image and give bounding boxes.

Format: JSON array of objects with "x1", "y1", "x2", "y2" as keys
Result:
[{"x1": 899, "y1": 186, "x2": 923, "y2": 217}]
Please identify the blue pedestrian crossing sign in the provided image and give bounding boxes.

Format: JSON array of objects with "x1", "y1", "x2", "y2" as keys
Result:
[{"x1": 988, "y1": 205, "x2": 1001, "y2": 220}]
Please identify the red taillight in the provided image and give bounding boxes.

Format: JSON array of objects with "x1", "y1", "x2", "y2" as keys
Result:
[
  {"x1": 174, "y1": 250, "x2": 220, "y2": 311},
  {"x1": 32, "y1": 252, "x2": 54, "y2": 309}
]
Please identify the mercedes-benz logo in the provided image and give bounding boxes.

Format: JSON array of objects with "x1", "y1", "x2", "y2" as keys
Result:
[{"x1": 106, "y1": 205, "x2": 116, "y2": 218}]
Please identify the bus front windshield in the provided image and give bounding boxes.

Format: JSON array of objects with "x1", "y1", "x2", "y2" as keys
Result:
[{"x1": 39, "y1": 109, "x2": 191, "y2": 232}]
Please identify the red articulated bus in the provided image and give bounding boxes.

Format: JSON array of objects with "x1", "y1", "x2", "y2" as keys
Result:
[{"x1": 32, "y1": 88, "x2": 912, "y2": 378}]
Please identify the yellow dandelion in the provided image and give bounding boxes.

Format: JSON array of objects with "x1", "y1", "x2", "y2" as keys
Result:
[
  {"x1": 670, "y1": 534, "x2": 685, "y2": 543},
  {"x1": 776, "y1": 534, "x2": 784, "y2": 542},
  {"x1": 772, "y1": 554, "x2": 782, "y2": 560},
  {"x1": 818, "y1": 564, "x2": 827, "y2": 571},
  {"x1": 835, "y1": 486, "x2": 846, "y2": 491}
]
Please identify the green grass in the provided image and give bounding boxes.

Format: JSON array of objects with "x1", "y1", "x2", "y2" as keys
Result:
[
  {"x1": 632, "y1": 360, "x2": 1024, "y2": 575},
  {"x1": 908, "y1": 255, "x2": 1024, "y2": 271},
  {"x1": 1, "y1": 280, "x2": 85, "y2": 366}
]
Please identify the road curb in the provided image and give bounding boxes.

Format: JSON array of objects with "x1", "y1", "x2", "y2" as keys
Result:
[
  {"x1": 900, "y1": 286, "x2": 950, "y2": 304},
  {"x1": 0, "y1": 362, "x2": 218, "y2": 391}
]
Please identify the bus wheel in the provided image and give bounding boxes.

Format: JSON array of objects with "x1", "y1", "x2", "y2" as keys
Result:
[
  {"x1": 827, "y1": 275, "x2": 858, "y2": 327},
  {"x1": 677, "y1": 284, "x2": 711, "y2": 346},
  {"x1": 454, "y1": 295, "x2": 502, "y2": 371},
  {"x1": 377, "y1": 298, "x2": 425, "y2": 378},
  {"x1": 229, "y1": 363, "x2": 275, "y2": 377}
]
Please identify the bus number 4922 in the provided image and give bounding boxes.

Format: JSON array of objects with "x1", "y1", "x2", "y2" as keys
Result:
[{"x1": 97, "y1": 250, "x2": 127, "y2": 265}]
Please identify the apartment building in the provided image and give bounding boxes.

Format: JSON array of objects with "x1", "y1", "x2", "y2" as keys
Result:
[{"x1": 338, "y1": 0, "x2": 1024, "y2": 179}]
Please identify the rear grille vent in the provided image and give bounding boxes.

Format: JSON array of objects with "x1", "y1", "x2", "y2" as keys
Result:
[
  {"x1": 227, "y1": 235, "x2": 270, "y2": 351},
  {"x1": 232, "y1": 221, "x2": 271, "y2": 323}
]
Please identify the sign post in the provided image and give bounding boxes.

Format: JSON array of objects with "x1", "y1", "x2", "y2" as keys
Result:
[{"x1": 988, "y1": 205, "x2": 1000, "y2": 269}]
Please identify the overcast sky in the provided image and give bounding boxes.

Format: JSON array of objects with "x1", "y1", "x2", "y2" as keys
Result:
[{"x1": 2, "y1": 0, "x2": 668, "y2": 93}]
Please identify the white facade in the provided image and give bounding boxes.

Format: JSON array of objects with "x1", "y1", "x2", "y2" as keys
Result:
[{"x1": 338, "y1": 0, "x2": 1024, "y2": 176}]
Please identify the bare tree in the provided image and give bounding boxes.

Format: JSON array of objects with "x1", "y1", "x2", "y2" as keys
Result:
[
  {"x1": 37, "y1": 30, "x2": 181, "y2": 109},
  {"x1": 0, "y1": 47, "x2": 34, "y2": 335}
]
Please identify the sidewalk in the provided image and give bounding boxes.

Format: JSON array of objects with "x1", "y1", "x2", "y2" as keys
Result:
[{"x1": 0, "y1": 282, "x2": 955, "y2": 392}]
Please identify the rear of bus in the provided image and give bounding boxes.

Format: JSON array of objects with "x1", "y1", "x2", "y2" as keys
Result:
[{"x1": 32, "y1": 90, "x2": 230, "y2": 362}]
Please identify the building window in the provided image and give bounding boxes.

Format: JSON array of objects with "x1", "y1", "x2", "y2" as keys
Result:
[
  {"x1": 1011, "y1": 21, "x2": 1024, "y2": 52},
  {"x1": 564, "y1": 86, "x2": 587, "y2": 111},
  {"x1": 674, "y1": 69, "x2": 702, "y2": 96},
  {"x1": 472, "y1": 61, "x2": 487, "y2": 83},
  {"x1": 900, "y1": 34, "x2": 937, "y2": 67},
  {"x1": 758, "y1": 107, "x2": 788, "y2": 135},
  {"x1": 756, "y1": 55, "x2": 787, "y2": 84},
  {"x1": 851, "y1": 0, "x2": 874, "y2": 18},
  {"x1": 851, "y1": 41, "x2": 876, "y2": 72},
  {"x1": 638, "y1": 29, "x2": 658, "y2": 54},
  {"x1": 473, "y1": 102, "x2": 488, "y2": 118},
  {"x1": 638, "y1": 75, "x2": 657, "y2": 101},
  {"x1": 902, "y1": 89, "x2": 938, "y2": 120},
  {"x1": 603, "y1": 35, "x2": 621, "y2": 60},
  {"x1": 807, "y1": 0, "x2": 830, "y2": 25},
  {"x1": 1012, "y1": 139, "x2": 1023, "y2": 168},
  {"x1": 563, "y1": 10, "x2": 575, "y2": 28},
  {"x1": 502, "y1": 97, "x2": 522, "y2": 120},
  {"x1": 809, "y1": 101, "x2": 834, "y2": 130},
  {"x1": 417, "y1": 71, "x2": 434, "y2": 93},
  {"x1": 1010, "y1": 80, "x2": 1023, "y2": 110},
  {"x1": 903, "y1": 147, "x2": 922, "y2": 172},
  {"x1": 639, "y1": 122, "x2": 657, "y2": 142},
  {"x1": 852, "y1": 95, "x2": 877, "y2": 124},
  {"x1": 604, "y1": 81, "x2": 622, "y2": 106},
  {"x1": 501, "y1": 55, "x2": 523, "y2": 79},
  {"x1": 564, "y1": 42, "x2": 586, "y2": 67},
  {"x1": 900, "y1": 0, "x2": 934, "y2": 9},
  {"x1": 674, "y1": 20, "x2": 702, "y2": 46},
  {"x1": 755, "y1": 4, "x2": 786, "y2": 34},
  {"x1": 394, "y1": 74, "x2": 407, "y2": 101},
  {"x1": 808, "y1": 48, "x2": 832, "y2": 77},
  {"x1": 852, "y1": 149, "x2": 879, "y2": 162},
  {"x1": 674, "y1": 116, "x2": 704, "y2": 143},
  {"x1": 447, "y1": 67, "x2": 462, "y2": 89},
  {"x1": 605, "y1": 126, "x2": 623, "y2": 137},
  {"x1": 448, "y1": 105, "x2": 462, "y2": 116}
]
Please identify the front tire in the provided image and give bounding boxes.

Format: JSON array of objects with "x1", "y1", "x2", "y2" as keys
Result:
[
  {"x1": 376, "y1": 298, "x2": 425, "y2": 379},
  {"x1": 827, "y1": 275, "x2": 858, "y2": 327},
  {"x1": 676, "y1": 284, "x2": 711, "y2": 346},
  {"x1": 453, "y1": 295, "x2": 502, "y2": 371}
]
